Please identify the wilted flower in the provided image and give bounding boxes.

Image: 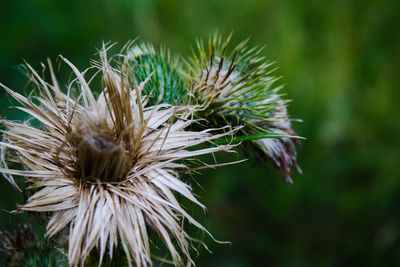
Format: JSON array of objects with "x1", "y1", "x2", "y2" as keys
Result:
[
  {"x1": 0, "y1": 46, "x2": 234, "y2": 266},
  {"x1": 0, "y1": 222, "x2": 67, "y2": 266},
  {"x1": 0, "y1": 223, "x2": 36, "y2": 265},
  {"x1": 186, "y1": 34, "x2": 301, "y2": 183}
]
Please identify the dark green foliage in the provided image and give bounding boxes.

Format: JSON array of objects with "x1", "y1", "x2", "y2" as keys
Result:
[
  {"x1": 22, "y1": 241, "x2": 67, "y2": 267},
  {"x1": 84, "y1": 246, "x2": 129, "y2": 267}
]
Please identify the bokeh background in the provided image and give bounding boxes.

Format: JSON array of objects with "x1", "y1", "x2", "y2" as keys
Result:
[{"x1": 1, "y1": 0, "x2": 400, "y2": 266}]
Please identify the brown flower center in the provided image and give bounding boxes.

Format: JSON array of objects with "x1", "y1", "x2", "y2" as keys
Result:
[{"x1": 75, "y1": 129, "x2": 131, "y2": 183}]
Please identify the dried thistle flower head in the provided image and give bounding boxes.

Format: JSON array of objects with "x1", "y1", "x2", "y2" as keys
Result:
[
  {"x1": 186, "y1": 33, "x2": 302, "y2": 183},
  {"x1": 0, "y1": 45, "x2": 235, "y2": 266}
]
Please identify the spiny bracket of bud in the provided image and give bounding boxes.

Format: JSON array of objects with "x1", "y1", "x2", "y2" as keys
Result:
[{"x1": 126, "y1": 43, "x2": 187, "y2": 106}]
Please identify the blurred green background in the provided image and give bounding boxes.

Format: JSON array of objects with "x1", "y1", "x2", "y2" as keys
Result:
[{"x1": 1, "y1": 0, "x2": 400, "y2": 266}]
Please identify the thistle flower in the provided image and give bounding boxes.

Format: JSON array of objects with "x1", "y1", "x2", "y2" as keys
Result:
[
  {"x1": 0, "y1": 46, "x2": 234, "y2": 266},
  {"x1": 186, "y1": 34, "x2": 301, "y2": 183}
]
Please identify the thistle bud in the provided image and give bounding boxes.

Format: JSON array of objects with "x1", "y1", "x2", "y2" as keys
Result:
[{"x1": 186, "y1": 34, "x2": 302, "y2": 183}]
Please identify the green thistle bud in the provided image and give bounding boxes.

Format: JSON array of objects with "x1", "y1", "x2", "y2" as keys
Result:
[
  {"x1": 126, "y1": 43, "x2": 187, "y2": 106},
  {"x1": 186, "y1": 33, "x2": 302, "y2": 183}
]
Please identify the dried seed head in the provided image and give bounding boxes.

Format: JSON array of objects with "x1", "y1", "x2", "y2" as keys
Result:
[{"x1": 0, "y1": 45, "x2": 236, "y2": 266}]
